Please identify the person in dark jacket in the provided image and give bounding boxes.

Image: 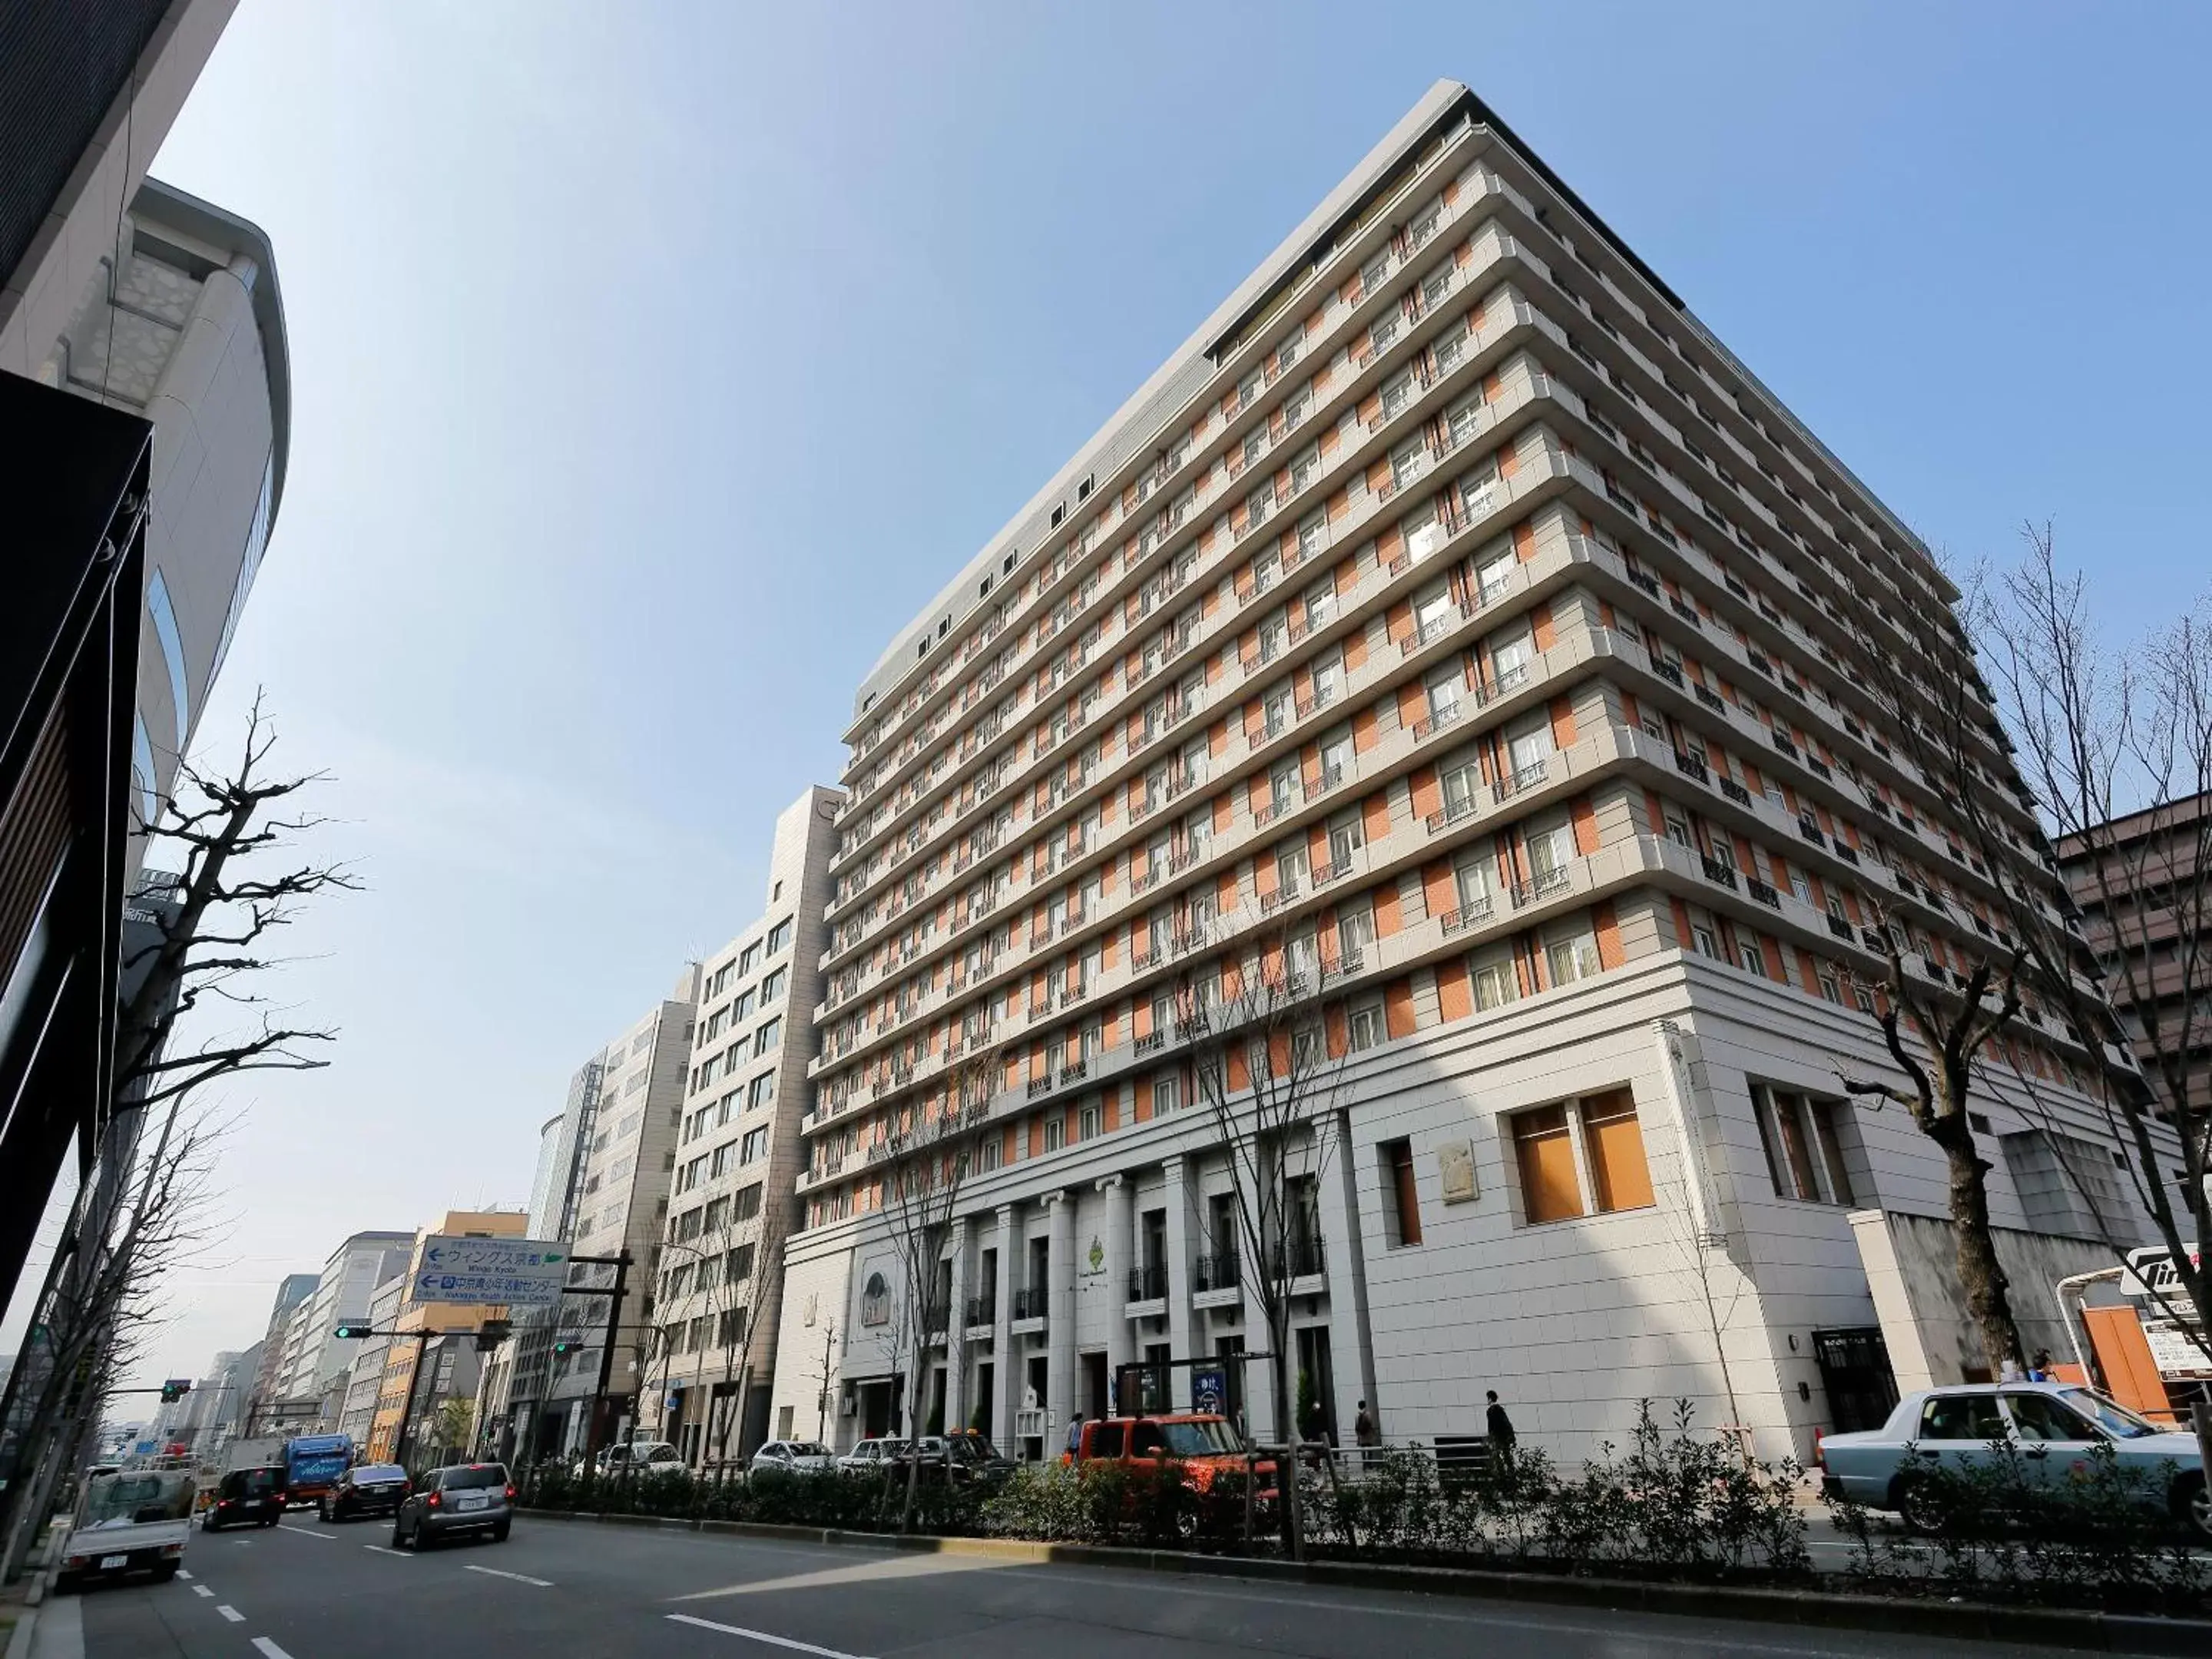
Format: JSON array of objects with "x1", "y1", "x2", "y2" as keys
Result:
[{"x1": 1485, "y1": 1390, "x2": 1517, "y2": 1463}]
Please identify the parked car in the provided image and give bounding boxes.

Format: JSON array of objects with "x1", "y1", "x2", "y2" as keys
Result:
[
  {"x1": 391, "y1": 1462, "x2": 514, "y2": 1548},
  {"x1": 201, "y1": 1466, "x2": 286, "y2": 1532},
  {"x1": 1068, "y1": 1413, "x2": 1277, "y2": 1505},
  {"x1": 750, "y1": 1440, "x2": 836, "y2": 1475},
  {"x1": 594, "y1": 1439, "x2": 682, "y2": 1476},
  {"x1": 941, "y1": 1430, "x2": 1017, "y2": 1486},
  {"x1": 318, "y1": 1462, "x2": 409, "y2": 1522},
  {"x1": 836, "y1": 1437, "x2": 908, "y2": 1472},
  {"x1": 1819, "y1": 1382, "x2": 2210, "y2": 1538},
  {"x1": 58, "y1": 1469, "x2": 195, "y2": 1588}
]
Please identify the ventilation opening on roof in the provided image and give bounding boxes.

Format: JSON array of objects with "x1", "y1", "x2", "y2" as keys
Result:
[
  {"x1": 1078, "y1": 474, "x2": 1094, "y2": 502},
  {"x1": 1050, "y1": 504, "x2": 1065, "y2": 528}
]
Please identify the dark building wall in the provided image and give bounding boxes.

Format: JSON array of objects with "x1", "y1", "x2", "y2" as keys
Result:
[{"x1": 0, "y1": 1, "x2": 171, "y2": 286}]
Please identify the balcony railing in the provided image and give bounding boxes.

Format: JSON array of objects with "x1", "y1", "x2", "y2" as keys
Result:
[
  {"x1": 1194, "y1": 1250, "x2": 1240, "y2": 1293},
  {"x1": 1127, "y1": 1264, "x2": 1167, "y2": 1302},
  {"x1": 1267, "y1": 1233, "x2": 1326, "y2": 1282},
  {"x1": 963, "y1": 1294, "x2": 995, "y2": 1328},
  {"x1": 1011, "y1": 1287, "x2": 1048, "y2": 1322}
]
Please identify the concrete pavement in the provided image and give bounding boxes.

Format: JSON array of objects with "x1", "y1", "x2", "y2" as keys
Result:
[{"x1": 47, "y1": 1508, "x2": 2168, "y2": 1659}]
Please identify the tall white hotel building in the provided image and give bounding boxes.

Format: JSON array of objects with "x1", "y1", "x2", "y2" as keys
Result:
[{"x1": 767, "y1": 82, "x2": 2146, "y2": 1463}]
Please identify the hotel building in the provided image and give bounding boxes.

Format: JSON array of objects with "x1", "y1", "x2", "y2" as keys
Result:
[{"x1": 770, "y1": 82, "x2": 2151, "y2": 1463}]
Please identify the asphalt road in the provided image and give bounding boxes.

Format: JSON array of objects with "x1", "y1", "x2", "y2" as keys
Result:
[{"x1": 42, "y1": 1508, "x2": 2153, "y2": 1659}]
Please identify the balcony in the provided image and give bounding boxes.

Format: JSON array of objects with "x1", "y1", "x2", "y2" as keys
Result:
[
  {"x1": 1700, "y1": 854, "x2": 1740, "y2": 890},
  {"x1": 963, "y1": 1294, "x2": 996, "y2": 1330},
  {"x1": 1194, "y1": 1250, "x2": 1240, "y2": 1293},
  {"x1": 1126, "y1": 1263, "x2": 1167, "y2": 1307},
  {"x1": 1267, "y1": 1233, "x2": 1327, "y2": 1284},
  {"x1": 1011, "y1": 1287, "x2": 1048, "y2": 1324}
]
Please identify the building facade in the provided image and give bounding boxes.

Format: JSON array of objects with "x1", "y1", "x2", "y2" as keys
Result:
[
  {"x1": 772, "y1": 82, "x2": 2151, "y2": 1465},
  {"x1": 364, "y1": 1210, "x2": 525, "y2": 1464},
  {"x1": 0, "y1": 0, "x2": 251, "y2": 1326},
  {"x1": 647, "y1": 786, "x2": 842, "y2": 1463},
  {"x1": 338, "y1": 1272, "x2": 406, "y2": 1447},
  {"x1": 241, "y1": 1271, "x2": 318, "y2": 1434},
  {"x1": 2059, "y1": 793, "x2": 2212, "y2": 1118},
  {"x1": 273, "y1": 1231, "x2": 413, "y2": 1428},
  {"x1": 500, "y1": 985, "x2": 696, "y2": 1462}
]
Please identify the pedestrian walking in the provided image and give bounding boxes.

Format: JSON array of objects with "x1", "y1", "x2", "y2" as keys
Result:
[
  {"x1": 1485, "y1": 1389, "x2": 1516, "y2": 1466},
  {"x1": 1353, "y1": 1400, "x2": 1379, "y2": 1448}
]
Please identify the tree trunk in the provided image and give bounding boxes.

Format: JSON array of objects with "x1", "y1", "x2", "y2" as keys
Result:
[{"x1": 1942, "y1": 1128, "x2": 2023, "y2": 1378}]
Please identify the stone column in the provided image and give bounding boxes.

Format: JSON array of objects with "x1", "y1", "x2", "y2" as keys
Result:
[
  {"x1": 1163, "y1": 1155, "x2": 1195, "y2": 1410},
  {"x1": 1320, "y1": 1123, "x2": 1378, "y2": 1450},
  {"x1": 992, "y1": 1204, "x2": 1017, "y2": 1444},
  {"x1": 1097, "y1": 1174, "x2": 1133, "y2": 1400},
  {"x1": 1046, "y1": 1189, "x2": 1077, "y2": 1452},
  {"x1": 943, "y1": 1214, "x2": 970, "y2": 1435}
]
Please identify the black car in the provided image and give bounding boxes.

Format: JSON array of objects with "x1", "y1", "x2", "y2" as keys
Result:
[
  {"x1": 391, "y1": 1462, "x2": 513, "y2": 1549},
  {"x1": 319, "y1": 1462, "x2": 409, "y2": 1522},
  {"x1": 203, "y1": 1466, "x2": 286, "y2": 1530}
]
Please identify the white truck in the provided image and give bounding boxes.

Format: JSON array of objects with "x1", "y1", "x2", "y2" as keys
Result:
[{"x1": 57, "y1": 1469, "x2": 196, "y2": 1590}]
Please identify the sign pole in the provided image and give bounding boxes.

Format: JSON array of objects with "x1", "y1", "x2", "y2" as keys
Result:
[
  {"x1": 390, "y1": 1332, "x2": 432, "y2": 1472},
  {"x1": 581, "y1": 1250, "x2": 631, "y2": 1471}
]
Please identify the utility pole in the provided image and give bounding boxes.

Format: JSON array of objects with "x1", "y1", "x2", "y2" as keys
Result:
[
  {"x1": 389, "y1": 1332, "x2": 434, "y2": 1472},
  {"x1": 813, "y1": 1322, "x2": 838, "y2": 1444},
  {"x1": 569, "y1": 1251, "x2": 631, "y2": 1469}
]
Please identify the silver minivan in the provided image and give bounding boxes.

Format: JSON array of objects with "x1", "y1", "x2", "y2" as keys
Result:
[{"x1": 392, "y1": 1462, "x2": 513, "y2": 1548}]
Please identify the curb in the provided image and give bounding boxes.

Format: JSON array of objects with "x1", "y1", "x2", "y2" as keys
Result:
[{"x1": 515, "y1": 1508, "x2": 2212, "y2": 1653}]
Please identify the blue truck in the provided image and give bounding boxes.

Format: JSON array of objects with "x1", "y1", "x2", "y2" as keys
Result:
[{"x1": 282, "y1": 1433, "x2": 354, "y2": 1508}]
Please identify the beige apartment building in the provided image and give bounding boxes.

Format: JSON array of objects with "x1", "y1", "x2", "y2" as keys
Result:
[
  {"x1": 647, "y1": 787, "x2": 842, "y2": 1463},
  {"x1": 770, "y1": 81, "x2": 2163, "y2": 1466}
]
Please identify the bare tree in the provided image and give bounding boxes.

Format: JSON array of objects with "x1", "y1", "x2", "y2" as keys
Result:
[
  {"x1": 1184, "y1": 927, "x2": 1353, "y2": 1559},
  {"x1": 0, "y1": 695, "x2": 350, "y2": 1576},
  {"x1": 0, "y1": 1101, "x2": 229, "y2": 1580},
  {"x1": 875, "y1": 1041, "x2": 1004, "y2": 1532},
  {"x1": 1840, "y1": 936, "x2": 2030, "y2": 1376},
  {"x1": 115, "y1": 694, "x2": 357, "y2": 1110},
  {"x1": 1970, "y1": 528, "x2": 2212, "y2": 1358},
  {"x1": 1839, "y1": 525, "x2": 2208, "y2": 1381}
]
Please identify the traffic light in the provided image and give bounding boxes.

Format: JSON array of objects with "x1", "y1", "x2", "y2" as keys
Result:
[
  {"x1": 159, "y1": 1379, "x2": 191, "y2": 1404},
  {"x1": 551, "y1": 1338, "x2": 578, "y2": 1357},
  {"x1": 474, "y1": 1319, "x2": 512, "y2": 1353},
  {"x1": 334, "y1": 1321, "x2": 374, "y2": 1339}
]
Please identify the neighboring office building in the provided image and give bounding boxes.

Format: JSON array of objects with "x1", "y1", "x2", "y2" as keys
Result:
[
  {"x1": 504, "y1": 983, "x2": 697, "y2": 1462},
  {"x1": 1, "y1": 0, "x2": 286, "y2": 1320},
  {"x1": 365, "y1": 1210, "x2": 527, "y2": 1465},
  {"x1": 648, "y1": 786, "x2": 842, "y2": 1464},
  {"x1": 2059, "y1": 792, "x2": 2212, "y2": 1117},
  {"x1": 242, "y1": 1271, "x2": 317, "y2": 1434},
  {"x1": 775, "y1": 81, "x2": 2156, "y2": 1465},
  {"x1": 273, "y1": 1231, "x2": 413, "y2": 1427},
  {"x1": 338, "y1": 1273, "x2": 406, "y2": 1447}
]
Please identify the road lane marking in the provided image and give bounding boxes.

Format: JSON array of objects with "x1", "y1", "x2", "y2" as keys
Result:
[
  {"x1": 190, "y1": 1585, "x2": 213, "y2": 1598},
  {"x1": 465, "y1": 1564, "x2": 552, "y2": 1588},
  {"x1": 253, "y1": 1641, "x2": 297, "y2": 1659},
  {"x1": 217, "y1": 1605, "x2": 246, "y2": 1623},
  {"x1": 276, "y1": 1523, "x2": 336, "y2": 1541},
  {"x1": 176, "y1": 1568, "x2": 194, "y2": 1581},
  {"x1": 666, "y1": 1614, "x2": 873, "y2": 1657}
]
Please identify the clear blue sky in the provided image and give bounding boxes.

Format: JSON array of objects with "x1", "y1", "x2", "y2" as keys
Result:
[{"x1": 108, "y1": 0, "x2": 2210, "y2": 1382}]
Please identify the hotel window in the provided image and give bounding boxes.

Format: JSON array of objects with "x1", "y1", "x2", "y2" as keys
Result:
[
  {"x1": 1044, "y1": 1114, "x2": 1065, "y2": 1152},
  {"x1": 1346, "y1": 998, "x2": 1386, "y2": 1052},
  {"x1": 1078, "y1": 1100, "x2": 1101, "y2": 1141},
  {"x1": 1545, "y1": 924, "x2": 1601, "y2": 985},
  {"x1": 1152, "y1": 1071, "x2": 1180, "y2": 1115},
  {"x1": 1736, "y1": 939, "x2": 1767, "y2": 977},
  {"x1": 766, "y1": 918, "x2": 793, "y2": 955},
  {"x1": 1510, "y1": 1088, "x2": 1654, "y2": 1224},
  {"x1": 1382, "y1": 1138, "x2": 1423, "y2": 1247},
  {"x1": 754, "y1": 1016, "x2": 783, "y2": 1056},
  {"x1": 1510, "y1": 1104, "x2": 1581, "y2": 1224},
  {"x1": 1439, "y1": 750, "x2": 1482, "y2": 822},
  {"x1": 1470, "y1": 945, "x2": 1517, "y2": 1010},
  {"x1": 1492, "y1": 627, "x2": 1535, "y2": 690},
  {"x1": 1750, "y1": 1084, "x2": 1858, "y2": 1205},
  {"x1": 740, "y1": 1126, "x2": 770, "y2": 1164},
  {"x1": 760, "y1": 966, "x2": 787, "y2": 1004},
  {"x1": 748, "y1": 1072, "x2": 776, "y2": 1110},
  {"x1": 1336, "y1": 898, "x2": 1376, "y2": 961},
  {"x1": 1505, "y1": 718, "x2": 1551, "y2": 781}
]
